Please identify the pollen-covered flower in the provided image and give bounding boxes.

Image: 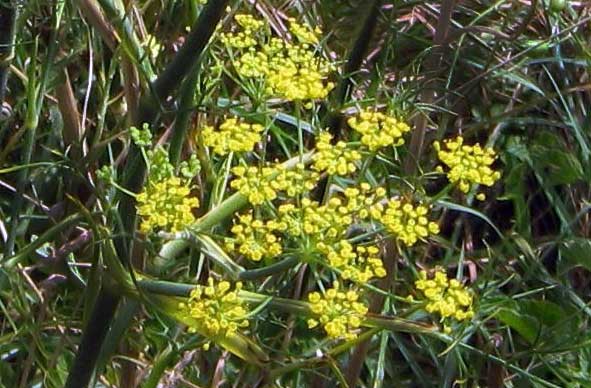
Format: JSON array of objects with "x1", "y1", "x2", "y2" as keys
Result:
[
  {"x1": 230, "y1": 165, "x2": 277, "y2": 205},
  {"x1": 288, "y1": 18, "x2": 322, "y2": 45},
  {"x1": 312, "y1": 132, "x2": 362, "y2": 176},
  {"x1": 347, "y1": 110, "x2": 411, "y2": 151},
  {"x1": 434, "y1": 136, "x2": 501, "y2": 200},
  {"x1": 179, "y1": 278, "x2": 249, "y2": 338},
  {"x1": 202, "y1": 117, "x2": 264, "y2": 155},
  {"x1": 220, "y1": 14, "x2": 265, "y2": 48},
  {"x1": 226, "y1": 212, "x2": 283, "y2": 261},
  {"x1": 136, "y1": 176, "x2": 199, "y2": 233},
  {"x1": 271, "y1": 163, "x2": 319, "y2": 197},
  {"x1": 373, "y1": 199, "x2": 440, "y2": 246},
  {"x1": 414, "y1": 270, "x2": 475, "y2": 327},
  {"x1": 307, "y1": 282, "x2": 368, "y2": 340},
  {"x1": 318, "y1": 241, "x2": 387, "y2": 283},
  {"x1": 278, "y1": 197, "x2": 350, "y2": 243},
  {"x1": 225, "y1": 14, "x2": 334, "y2": 102}
]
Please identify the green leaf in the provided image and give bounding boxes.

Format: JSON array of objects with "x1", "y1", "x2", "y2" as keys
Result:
[
  {"x1": 497, "y1": 307, "x2": 539, "y2": 344},
  {"x1": 559, "y1": 238, "x2": 591, "y2": 273}
]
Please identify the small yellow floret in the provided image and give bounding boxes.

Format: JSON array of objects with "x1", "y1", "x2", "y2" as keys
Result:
[
  {"x1": 414, "y1": 270, "x2": 475, "y2": 326},
  {"x1": 434, "y1": 136, "x2": 501, "y2": 197},
  {"x1": 230, "y1": 165, "x2": 278, "y2": 205},
  {"x1": 179, "y1": 278, "x2": 249, "y2": 338},
  {"x1": 136, "y1": 176, "x2": 199, "y2": 233},
  {"x1": 202, "y1": 117, "x2": 264, "y2": 155},
  {"x1": 347, "y1": 110, "x2": 411, "y2": 151},
  {"x1": 372, "y1": 199, "x2": 439, "y2": 246},
  {"x1": 307, "y1": 282, "x2": 368, "y2": 340},
  {"x1": 226, "y1": 212, "x2": 283, "y2": 261},
  {"x1": 318, "y1": 240, "x2": 386, "y2": 283},
  {"x1": 312, "y1": 132, "x2": 362, "y2": 176},
  {"x1": 288, "y1": 18, "x2": 322, "y2": 45}
]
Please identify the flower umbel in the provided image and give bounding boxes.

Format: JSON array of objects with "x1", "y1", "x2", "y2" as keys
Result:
[
  {"x1": 179, "y1": 278, "x2": 249, "y2": 338},
  {"x1": 312, "y1": 132, "x2": 362, "y2": 176},
  {"x1": 136, "y1": 176, "x2": 199, "y2": 233},
  {"x1": 318, "y1": 241, "x2": 387, "y2": 283},
  {"x1": 434, "y1": 136, "x2": 501, "y2": 200},
  {"x1": 226, "y1": 212, "x2": 283, "y2": 261},
  {"x1": 373, "y1": 199, "x2": 440, "y2": 246},
  {"x1": 414, "y1": 270, "x2": 475, "y2": 329},
  {"x1": 230, "y1": 165, "x2": 278, "y2": 205},
  {"x1": 347, "y1": 110, "x2": 411, "y2": 151},
  {"x1": 202, "y1": 117, "x2": 264, "y2": 155},
  {"x1": 307, "y1": 282, "x2": 368, "y2": 340}
]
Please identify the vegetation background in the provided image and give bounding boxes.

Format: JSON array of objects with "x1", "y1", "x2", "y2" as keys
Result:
[{"x1": 0, "y1": 0, "x2": 590, "y2": 387}]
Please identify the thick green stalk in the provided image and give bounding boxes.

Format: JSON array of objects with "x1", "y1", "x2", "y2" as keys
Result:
[
  {"x1": 151, "y1": 0, "x2": 229, "y2": 101},
  {"x1": 65, "y1": 3, "x2": 232, "y2": 386},
  {"x1": 158, "y1": 152, "x2": 314, "y2": 262},
  {"x1": 403, "y1": 0, "x2": 455, "y2": 175},
  {"x1": 64, "y1": 289, "x2": 120, "y2": 388},
  {"x1": 169, "y1": 57, "x2": 201, "y2": 167},
  {"x1": 326, "y1": 0, "x2": 382, "y2": 137}
]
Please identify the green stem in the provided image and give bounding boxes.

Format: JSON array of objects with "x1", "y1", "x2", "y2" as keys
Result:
[
  {"x1": 326, "y1": 0, "x2": 383, "y2": 136},
  {"x1": 64, "y1": 289, "x2": 120, "y2": 388},
  {"x1": 158, "y1": 152, "x2": 314, "y2": 261},
  {"x1": 151, "y1": 0, "x2": 230, "y2": 101},
  {"x1": 238, "y1": 256, "x2": 299, "y2": 281},
  {"x1": 0, "y1": 0, "x2": 18, "y2": 105},
  {"x1": 169, "y1": 64, "x2": 201, "y2": 167}
]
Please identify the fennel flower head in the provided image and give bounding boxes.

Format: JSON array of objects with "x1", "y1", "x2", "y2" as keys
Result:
[
  {"x1": 413, "y1": 270, "x2": 475, "y2": 332},
  {"x1": 434, "y1": 136, "x2": 502, "y2": 200},
  {"x1": 307, "y1": 282, "x2": 368, "y2": 340},
  {"x1": 179, "y1": 278, "x2": 249, "y2": 338}
]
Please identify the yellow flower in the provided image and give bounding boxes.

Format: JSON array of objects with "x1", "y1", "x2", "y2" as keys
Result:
[
  {"x1": 434, "y1": 136, "x2": 501, "y2": 200},
  {"x1": 202, "y1": 117, "x2": 264, "y2": 155},
  {"x1": 414, "y1": 270, "x2": 475, "y2": 324},
  {"x1": 226, "y1": 212, "x2": 283, "y2": 261},
  {"x1": 230, "y1": 165, "x2": 278, "y2": 205},
  {"x1": 220, "y1": 14, "x2": 265, "y2": 48},
  {"x1": 179, "y1": 278, "x2": 249, "y2": 338},
  {"x1": 372, "y1": 199, "x2": 440, "y2": 246},
  {"x1": 288, "y1": 18, "x2": 322, "y2": 45},
  {"x1": 318, "y1": 240, "x2": 386, "y2": 283},
  {"x1": 224, "y1": 14, "x2": 334, "y2": 102},
  {"x1": 307, "y1": 282, "x2": 368, "y2": 340},
  {"x1": 136, "y1": 176, "x2": 199, "y2": 233},
  {"x1": 312, "y1": 132, "x2": 362, "y2": 176},
  {"x1": 270, "y1": 163, "x2": 319, "y2": 197},
  {"x1": 347, "y1": 110, "x2": 411, "y2": 151},
  {"x1": 277, "y1": 197, "x2": 350, "y2": 244}
]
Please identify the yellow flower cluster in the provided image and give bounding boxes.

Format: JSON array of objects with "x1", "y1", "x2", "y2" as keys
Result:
[
  {"x1": 288, "y1": 17, "x2": 322, "y2": 45},
  {"x1": 414, "y1": 270, "x2": 475, "y2": 325},
  {"x1": 307, "y1": 283, "x2": 368, "y2": 340},
  {"x1": 179, "y1": 278, "x2": 249, "y2": 338},
  {"x1": 434, "y1": 136, "x2": 501, "y2": 200},
  {"x1": 220, "y1": 14, "x2": 264, "y2": 48},
  {"x1": 317, "y1": 241, "x2": 386, "y2": 283},
  {"x1": 136, "y1": 176, "x2": 199, "y2": 233},
  {"x1": 372, "y1": 199, "x2": 440, "y2": 246},
  {"x1": 312, "y1": 132, "x2": 362, "y2": 176},
  {"x1": 265, "y1": 42, "x2": 334, "y2": 102},
  {"x1": 230, "y1": 165, "x2": 278, "y2": 205},
  {"x1": 272, "y1": 163, "x2": 319, "y2": 197},
  {"x1": 202, "y1": 117, "x2": 264, "y2": 155},
  {"x1": 225, "y1": 14, "x2": 334, "y2": 102},
  {"x1": 347, "y1": 110, "x2": 411, "y2": 151},
  {"x1": 278, "y1": 198, "x2": 351, "y2": 244},
  {"x1": 226, "y1": 212, "x2": 283, "y2": 261}
]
